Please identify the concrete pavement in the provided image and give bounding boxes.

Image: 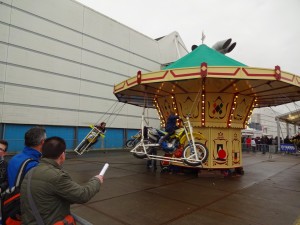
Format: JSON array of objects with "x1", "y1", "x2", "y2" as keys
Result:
[{"x1": 66, "y1": 150, "x2": 300, "y2": 225}]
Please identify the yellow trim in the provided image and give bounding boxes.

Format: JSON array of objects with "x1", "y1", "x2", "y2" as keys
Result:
[
  {"x1": 179, "y1": 132, "x2": 206, "y2": 144},
  {"x1": 114, "y1": 66, "x2": 300, "y2": 93}
]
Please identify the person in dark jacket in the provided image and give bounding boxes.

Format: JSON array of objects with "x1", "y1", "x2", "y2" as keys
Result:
[
  {"x1": 91, "y1": 121, "x2": 106, "y2": 147},
  {"x1": 158, "y1": 111, "x2": 180, "y2": 144},
  {"x1": 0, "y1": 139, "x2": 8, "y2": 193},
  {"x1": 21, "y1": 137, "x2": 103, "y2": 225},
  {"x1": 95, "y1": 122, "x2": 106, "y2": 134}
]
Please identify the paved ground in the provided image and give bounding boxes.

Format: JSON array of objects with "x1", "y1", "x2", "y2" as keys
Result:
[{"x1": 65, "y1": 150, "x2": 300, "y2": 225}]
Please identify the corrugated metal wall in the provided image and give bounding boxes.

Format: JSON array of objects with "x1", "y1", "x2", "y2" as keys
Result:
[
  {"x1": 0, "y1": 0, "x2": 188, "y2": 152},
  {"x1": 0, "y1": 0, "x2": 163, "y2": 152},
  {"x1": 0, "y1": 0, "x2": 160, "y2": 129}
]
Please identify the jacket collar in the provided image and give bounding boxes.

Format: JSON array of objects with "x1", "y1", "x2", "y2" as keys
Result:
[
  {"x1": 41, "y1": 158, "x2": 62, "y2": 169},
  {"x1": 23, "y1": 146, "x2": 42, "y2": 159}
]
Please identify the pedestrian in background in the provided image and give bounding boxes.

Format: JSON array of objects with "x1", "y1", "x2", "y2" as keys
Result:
[
  {"x1": 246, "y1": 136, "x2": 251, "y2": 153},
  {"x1": 251, "y1": 138, "x2": 256, "y2": 153}
]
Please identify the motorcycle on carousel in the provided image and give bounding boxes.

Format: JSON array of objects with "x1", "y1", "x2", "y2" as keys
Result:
[
  {"x1": 125, "y1": 126, "x2": 158, "y2": 148},
  {"x1": 74, "y1": 125, "x2": 105, "y2": 155},
  {"x1": 130, "y1": 115, "x2": 209, "y2": 167},
  {"x1": 125, "y1": 130, "x2": 142, "y2": 148}
]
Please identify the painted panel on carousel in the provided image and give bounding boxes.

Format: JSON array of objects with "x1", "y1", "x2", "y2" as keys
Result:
[
  {"x1": 231, "y1": 95, "x2": 254, "y2": 128},
  {"x1": 194, "y1": 127, "x2": 210, "y2": 168},
  {"x1": 211, "y1": 129, "x2": 229, "y2": 167},
  {"x1": 193, "y1": 127, "x2": 209, "y2": 144},
  {"x1": 231, "y1": 130, "x2": 242, "y2": 166},
  {"x1": 176, "y1": 93, "x2": 202, "y2": 126},
  {"x1": 206, "y1": 93, "x2": 233, "y2": 127}
]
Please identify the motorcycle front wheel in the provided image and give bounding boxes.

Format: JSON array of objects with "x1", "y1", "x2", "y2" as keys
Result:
[
  {"x1": 125, "y1": 139, "x2": 136, "y2": 148},
  {"x1": 133, "y1": 140, "x2": 152, "y2": 159},
  {"x1": 183, "y1": 142, "x2": 209, "y2": 166}
]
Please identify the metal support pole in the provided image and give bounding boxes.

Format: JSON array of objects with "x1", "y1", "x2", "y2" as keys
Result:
[
  {"x1": 74, "y1": 126, "x2": 78, "y2": 148},
  {"x1": 123, "y1": 128, "x2": 127, "y2": 149},
  {"x1": 277, "y1": 118, "x2": 280, "y2": 152},
  {"x1": 174, "y1": 35, "x2": 181, "y2": 59}
]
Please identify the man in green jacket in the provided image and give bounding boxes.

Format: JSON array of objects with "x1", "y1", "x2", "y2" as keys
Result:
[{"x1": 20, "y1": 136, "x2": 103, "y2": 225}]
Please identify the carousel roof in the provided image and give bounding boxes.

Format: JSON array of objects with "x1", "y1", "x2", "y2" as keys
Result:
[
  {"x1": 164, "y1": 44, "x2": 246, "y2": 69},
  {"x1": 276, "y1": 109, "x2": 300, "y2": 126},
  {"x1": 114, "y1": 45, "x2": 300, "y2": 109}
]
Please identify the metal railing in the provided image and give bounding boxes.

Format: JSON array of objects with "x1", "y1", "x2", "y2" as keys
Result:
[{"x1": 241, "y1": 143, "x2": 277, "y2": 153}]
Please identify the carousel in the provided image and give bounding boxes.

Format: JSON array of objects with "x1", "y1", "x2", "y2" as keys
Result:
[{"x1": 113, "y1": 43, "x2": 300, "y2": 172}]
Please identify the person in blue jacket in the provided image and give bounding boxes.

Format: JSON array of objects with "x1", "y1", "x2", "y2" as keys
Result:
[
  {"x1": 158, "y1": 111, "x2": 180, "y2": 144},
  {"x1": 7, "y1": 127, "x2": 46, "y2": 188}
]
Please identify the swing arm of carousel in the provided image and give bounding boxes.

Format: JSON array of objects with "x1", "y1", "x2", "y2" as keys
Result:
[
  {"x1": 74, "y1": 101, "x2": 125, "y2": 155},
  {"x1": 74, "y1": 125, "x2": 104, "y2": 155}
]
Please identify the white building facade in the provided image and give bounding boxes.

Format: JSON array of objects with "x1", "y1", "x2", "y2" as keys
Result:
[{"x1": 0, "y1": 0, "x2": 188, "y2": 151}]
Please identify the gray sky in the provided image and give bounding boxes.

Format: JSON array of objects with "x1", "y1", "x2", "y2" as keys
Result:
[
  {"x1": 75, "y1": 0, "x2": 300, "y2": 114},
  {"x1": 76, "y1": 0, "x2": 300, "y2": 75}
]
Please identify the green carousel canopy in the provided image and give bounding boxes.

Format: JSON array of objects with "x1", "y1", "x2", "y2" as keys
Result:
[
  {"x1": 114, "y1": 43, "x2": 300, "y2": 111},
  {"x1": 164, "y1": 44, "x2": 246, "y2": 69}
]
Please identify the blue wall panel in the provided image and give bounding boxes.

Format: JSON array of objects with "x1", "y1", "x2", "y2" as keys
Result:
[
  {"x1": 4, "y1": 124, "x2": 34, "y2": 153},
  {"x1": 2, "y1": 124, "x2": 127, "y2": 153},
  {"x1": 77, "y1": 128, "x2": 124, "y2": 149},
  {"x1": 105, "y1": 128, "x2": 123, "y2": 148},
  {"x1": 4, "y1": 124, "x2": 75, "y2": 152},
  {"x1": 45, "y1": 126, "x2": 74, "y2": 150}
]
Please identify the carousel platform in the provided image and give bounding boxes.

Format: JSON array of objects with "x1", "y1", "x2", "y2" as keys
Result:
[{"x1": 66, "y1": 150, "x2": 300, "y2": 225}]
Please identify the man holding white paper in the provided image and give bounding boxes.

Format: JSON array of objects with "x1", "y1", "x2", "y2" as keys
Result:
[
  {"x1": 100, "y1": 163, "x2": 109, "y2": 176},
  {"x1": 20, "y1": 136, "x2": 104, "y2": 225}
]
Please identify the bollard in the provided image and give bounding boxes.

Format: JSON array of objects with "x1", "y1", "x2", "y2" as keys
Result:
[{"x1": 268, "y1": 145, "x2": 276, "y2": 161}]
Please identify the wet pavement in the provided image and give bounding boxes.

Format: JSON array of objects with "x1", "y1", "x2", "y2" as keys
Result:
[{"x1": 65, "y1": 150, "x2": 300, "y2": 225}]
